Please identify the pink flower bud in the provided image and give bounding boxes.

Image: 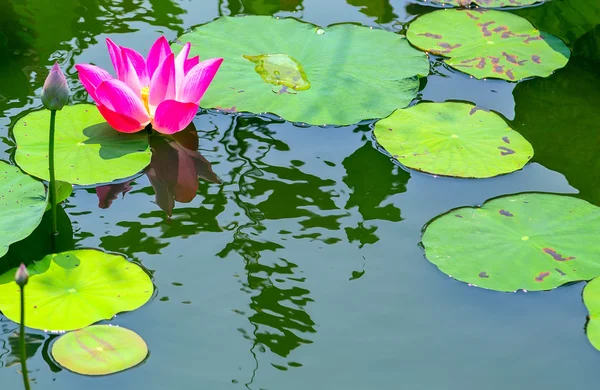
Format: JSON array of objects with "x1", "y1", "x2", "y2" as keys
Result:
[
  {"x1": 15, "y1": 263, "x2": 29, "y2": 287},
  {"x1": 41, "y1": 63, "x2": 70, "y2": 110}
]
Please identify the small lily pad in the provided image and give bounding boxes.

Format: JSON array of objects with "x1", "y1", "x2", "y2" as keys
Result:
[
  {"x1": 45, "y1": 181, "x2": 72, "y2": 212},
  {"x1": 174, "y1": 16, "x2": 429, "y2": 125},
  {"x1": 14, "y1": 104, "x2": 152, "y2": 186},
  {"x1": 419, "y1": 0, "x2": 543, "y2": 7},
  {"x1": 0, "y1": 161, "x2": 47, "y2": 258},
  {"x1": 0, "y1": 249, "x2": 153, "y2": 331},
  {"x1": 52, "y1": 325, "x2": 148, "y2": 375},
  {"x1": 422, "y1": 193, "x2": 600, "y2": 292},
  {"x1": 373, "y1": 102, "x2": 533, "y2": 178},
  {"x1": 406, "y1": 9, "x2": 570, "y2": 81},
  {"x1": 584, "y1": 277, "x2": 600, "y2": 351}
]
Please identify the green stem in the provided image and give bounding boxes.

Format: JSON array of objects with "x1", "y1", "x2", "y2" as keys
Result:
[
  {"x1": 19, "y1": 286, "x2": 31, "y2": 390},
  {"x1": 49, "y1": 110, "x2": 57, "y2": 250}
]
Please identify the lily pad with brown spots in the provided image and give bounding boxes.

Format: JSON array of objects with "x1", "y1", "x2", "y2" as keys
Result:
[
  {"x1": 420, "y1": 0, "x2": 543, "y2": 8},
  {"x1": 373, "y1": 102, "x2": 533, "y2": 178},
  {"x1": 583, "y1": 277, "x2": 600, "y2": 351},
  {"x1": 421, "y1": 193, "x2": 600, "y2": 292},
  {"x1": 52, "y1": 325, "x2": 148, "y2": 375},
  {"x1": 406, "y1": 9, "x2": 570, "y2": 81}
]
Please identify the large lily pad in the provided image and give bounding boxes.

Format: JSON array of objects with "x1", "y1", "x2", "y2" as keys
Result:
[
  {"x1": 0, "y1": 249, "x2": 153, "y2": 331},
  {"x1": 420, "y1": 0, "x2": 543, "y2": 7},
  {"x1": 0, "y1": 161, "x2": 47, "y2": 258},
  {"x1": 406, "y1": 9, "x2": 570, "y2": 81},
  {"x1": 14, "y1": 104, "x2": 152, "y2": 186},
  {"x1": 52, "y1": 325, "x2": 148, "y2": 375},
  {"x1": 174, "y1": 16, "x2": 429, "y2": 125},
  {"x1": 373, "y1": 102, "x2": 533, "y2": 178},
  {"x1": 584, "y1": 277, "x2": 600, "y2": 351},
  {"x1": 422, "y1": 193, "x2": 600, "y2": 292}
]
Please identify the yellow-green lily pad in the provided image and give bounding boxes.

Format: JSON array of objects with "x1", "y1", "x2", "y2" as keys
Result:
[
  {"x1": 373, "y1": 102, "x2": 533, "y2": 178},
  {"x1": 0, "y1": 249, "x2": 153, "y2": 331},
  {"x1": 52, "y1": 325, "x2": 148, "y2": 375}
]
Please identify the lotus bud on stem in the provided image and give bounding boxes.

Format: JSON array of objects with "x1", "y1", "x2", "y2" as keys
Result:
[
  {"x1": 15, "y1": 264, "x2": 31, "y2": 390},
  {"x1": 41, "y1": 63, "x2": 70, "y2": 250}
]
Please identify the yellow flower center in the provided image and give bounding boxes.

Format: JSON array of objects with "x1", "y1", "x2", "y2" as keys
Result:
[{"x1": 141, "y1": 86, "x2": 150, "y2": 114}]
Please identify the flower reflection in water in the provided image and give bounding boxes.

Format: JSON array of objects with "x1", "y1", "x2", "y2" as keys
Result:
[{"x1": 96, "y1": 123, "x2": 220, "y2": 216}]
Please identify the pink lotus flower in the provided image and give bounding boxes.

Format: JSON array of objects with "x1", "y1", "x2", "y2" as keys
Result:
[{"x1": 75, "y1": 37, "x2": 223, "y2": 134}]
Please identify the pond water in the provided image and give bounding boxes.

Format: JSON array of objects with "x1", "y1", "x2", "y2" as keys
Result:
[{"x1": 0, "y1": 0, "x2": 599, "y2": 388}]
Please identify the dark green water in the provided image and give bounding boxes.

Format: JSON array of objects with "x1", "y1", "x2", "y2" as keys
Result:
[{"x1": 1, "y1": 0, "x2": 599, "y2": 388}]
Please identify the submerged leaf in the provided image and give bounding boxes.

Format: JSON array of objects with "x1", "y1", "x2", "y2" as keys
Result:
[
  {"x1": 0, "y1": 249, "x2": 153, "y2": 331},
  {"x1": 174, "y1": 16, "x2": 429, "y2": 125},
  {"x1": 407, "y1": 9, "x2": 570, "y2": 81},
  {"x1": 52, "y1": 325, "x2": 148, "y2": 375},
  {"x1": 13, "y1": 104, "x2": 151, "y2": 186},
  {"x1": 373, "y1": 102, "x2": 533, "y2": 178},
  {"x1": 422, "y1": 193, "x2": 600, "y2": 292},
  {"x1": 0, "y1": 161, "x2": 47, "y2": 258}
]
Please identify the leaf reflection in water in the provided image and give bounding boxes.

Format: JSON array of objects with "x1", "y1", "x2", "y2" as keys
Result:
[{"x1": 95, "y1": 123, "x2": 220, "y2": 216}]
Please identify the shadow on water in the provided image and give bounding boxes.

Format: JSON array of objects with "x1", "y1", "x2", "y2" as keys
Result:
[
  {"x1": 346, "y1": 0, "x2": 397, "y2": 24},
  {"x1": 219, "y1": 0, "x2": 303, "y2": 16}
]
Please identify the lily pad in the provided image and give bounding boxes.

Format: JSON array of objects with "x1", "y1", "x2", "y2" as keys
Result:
[
  {"x1": 0, "y1": 249, "x2": 153, "y2": 331},
  {"x1": 419, "y1": 0, "x2": 543, "y2": 8},
  {"x1": 421, "y1": 193, "x2": 600, "y2": 292},
  {"x1": 45, "y1": 180, "x2": 72, "y2": 212},
  {"x1": 583, "y1": 277, "x2": 600, "y2": 351},
  {"x1": 0, "y1": 161, "x2": 47, "y2": 258},
  {"x1": 14, "y1": 104, "x2": 152, "y2": 186},
  {"x1": 174, "y1": 16, "x2": 429, "y2": 125},
  {"x1": 52, "y1": 325, "x2": 148, "y2": 375},
  {"x1": 373, "y1": 102, "x2": 533, "y2": 178},
  {"x1": 406, "y1": 9, "x2": 570, "y2": 81}
]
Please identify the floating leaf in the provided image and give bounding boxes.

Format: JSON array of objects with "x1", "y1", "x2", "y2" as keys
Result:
[
  {"x1": 45, "y1": 180, "x2": 72, "y2": 212},
  {"x1": 52, "y1": 325, "x2": 148, "y2": 375},
  {"x1": 419, "y1": 0, "x2": 543, "y2": 8},
  {"x1": 373, "y1": 102, "x2": 533, "y2": 178},
  {"x1": 584, "y1": 277, "x2": 600, "y2": 351},
  {"x1": 0, "y1": 161, "x2": 47, "y2": 258},
  {"x1": 14, "y1": 104, "x2": 152, "y2": 186},
  {"x1": 0, "y1": 249, "x2": 153, "y2": 331},
  {"x1": 422, "y1": 193, "x2": 600, "y2": 292},
  {"x1": 174, "y1": 16, "x2": 429, "y2": 125},
  {"x1": 406, "y1": 9, "x2": 570, "y2": 81}
]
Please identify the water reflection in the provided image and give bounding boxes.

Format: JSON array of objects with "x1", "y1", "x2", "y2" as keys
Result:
[
  {"x1": 220, "y1": 0, "x2": 303, "y2": 16},
  {"x1": 512, "y1": 48, "x2": 600, "y2": 205},
  {"x1": 96, "y1": 123, "x2": 220, "y2": 217},
  {"x1": 346, "y1": 0, "x2": 397, "y2": 24}
]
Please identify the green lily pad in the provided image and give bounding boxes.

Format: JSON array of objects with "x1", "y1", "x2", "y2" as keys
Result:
[
  {"x1": 0, "y1": 161, "x2": 47, "y2": 258},
  {"x1": 420, "y1": 0, "x2": 543, "y2": 7},
  {"x1": 14, "y1": 104, "x2": 152, "y2": 186},
  {"x1": 373, "y1": 102, "x2": 533, "y2": 178},
  {"x1": 52, "y1": 325, "x2": 148, "y2": 375},
  {"x1": 406, "y1": 9, "x2": 570, "y2": 81},
  {"x1": 422, "y1": 193, "x2": 600, "y2": 292},
  {"x1": 44, "y1": 180, "x2": 72, "y2": 212},
  {"x1": 174, "y1": 16, "x2": 429, "y2": 125},
  {"x1": 0, "y1": 249, "x2": 153, "y2": 331},
  {"x1": 584, "y1": 277, "x2": 600, "y2": 351}
]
